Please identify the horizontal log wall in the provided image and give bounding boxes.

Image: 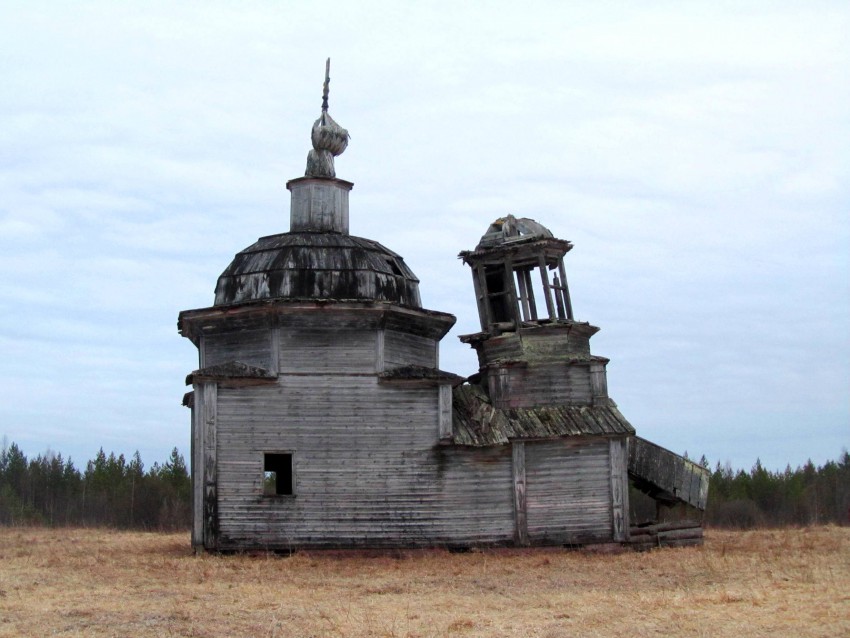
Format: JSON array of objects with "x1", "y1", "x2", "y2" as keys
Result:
[
  {"x1": 204, "y1": 328, "x2": 271, "y2": 370},
  {"x1": 474, "y1": 327, "x2": 593, "y2": 368},
  {"x1": 383, "y1": 330, "x2": 437, "y2": 370},
  {"x1": 524, "y1": 439, "x2": 613, "y2": 543},
  {"x1": 195, "y1": 322, "x2": 621, "y2": 549},
  {"x1": 214, "y1": 378, "x2": 516, "y2": 548},
  {"x1": 279, "y1": 328, "x2": 377, "y2": 374},
  {"x1": 489, "y1": 362, "x2": 593, "y2": 408}
]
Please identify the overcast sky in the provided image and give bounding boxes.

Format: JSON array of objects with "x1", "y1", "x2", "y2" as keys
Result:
[{"x1": 2, "y1": 1, "x2": 848, "y2": 472}]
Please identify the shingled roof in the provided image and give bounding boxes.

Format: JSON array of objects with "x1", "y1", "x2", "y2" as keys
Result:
[{"x1": 451, "y1": 384, "x2": 634, "y2": 446}]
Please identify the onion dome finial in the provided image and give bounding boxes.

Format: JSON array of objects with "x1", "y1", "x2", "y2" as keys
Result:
[{"x1": 305, "y1": 58, "x2": 350, "y2": 178}]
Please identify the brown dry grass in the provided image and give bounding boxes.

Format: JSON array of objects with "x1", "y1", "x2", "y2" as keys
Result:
[{"x1": 1, "y1": 527, "x2": 848, "y2": 637}]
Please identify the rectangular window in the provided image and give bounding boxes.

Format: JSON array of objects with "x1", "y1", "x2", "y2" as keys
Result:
[{"x1": 263, "y1": 452, "x2": 294, "y2": 496}]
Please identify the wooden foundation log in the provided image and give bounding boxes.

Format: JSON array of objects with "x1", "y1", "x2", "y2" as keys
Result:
[{"x1": 657, "y1": 528, "x2": 704, "y2": 542}]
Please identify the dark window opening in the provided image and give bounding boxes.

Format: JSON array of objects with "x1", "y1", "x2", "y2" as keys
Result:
[
  {"x1": 386, "y1": 258, "x2": 403, "y2": 277},
  {"x1": 264, "y1": 453, "x2": 293, "y2": 496},
  {"x1": 484, "y1": 266, "x2": 506, "y2": 293},
  {"x1": 484, "y1": 266, "x2": 511, "y2": 324}
]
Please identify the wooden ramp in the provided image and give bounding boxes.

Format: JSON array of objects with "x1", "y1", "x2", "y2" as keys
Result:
[{"x1": 628, "y1": 436, "x2": 709, "y2": 511}]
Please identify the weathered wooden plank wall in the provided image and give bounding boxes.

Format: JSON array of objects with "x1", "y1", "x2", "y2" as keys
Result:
[
  {"x1": 214, "y1": 378, "x2": 516, "y2": 547},
  {"x1": 628, "y1": 436, "x2": 709, "y2": 510},
  {"x1": 383, "y1": 330, "x2": 437, "y2": 369},
  {"x1": 609, "y1": 438, "x2": 629, "y2": 541},
  {"x1": 512, "y1": 441, "x2": 528, "y2": 545},
  {"x1": 204, "y1": 329, "x2": 271, "y2": 370},
  {"x1": 191, "y1": 320, "x2": 622, "y2": 550},
  {"x1": 524, "y1": 439, "x2": 612, "y2": 543},
  {"x1": 488, "y1": 362, "x2": 593, "y2": 409},
  {"x1": 279, "y1": 328, "x2": 377, "y2": 373}
]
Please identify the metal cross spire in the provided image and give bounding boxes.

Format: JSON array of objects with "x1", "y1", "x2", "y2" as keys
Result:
[{"x1": 321, "y1": 58, "x2": 330, "y2": 114}]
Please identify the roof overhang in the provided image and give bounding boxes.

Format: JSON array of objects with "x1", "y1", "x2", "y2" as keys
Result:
[{"x1": 178, "y1": 299, "x2": 456, "y2": 345}]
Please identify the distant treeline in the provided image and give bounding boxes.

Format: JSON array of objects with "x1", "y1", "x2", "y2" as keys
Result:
[
  {"x1": 703, "y1": 452, "x2": 850, "y2": 528},
  {"x1": 0, "y1": 442, "x2": 190, "y2": 529},
  {"x1": 1, "y1": 441, "x2": 848, "y2": 530}
]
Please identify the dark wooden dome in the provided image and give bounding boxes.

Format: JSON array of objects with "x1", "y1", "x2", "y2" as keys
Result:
[{"x1": 214, "y1": 231, "x2": 421, "y2": 307}]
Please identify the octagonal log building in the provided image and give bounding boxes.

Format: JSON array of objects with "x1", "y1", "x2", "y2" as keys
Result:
[{"x1": 179, "y1": 74, "x2": 707, "y2": 552}]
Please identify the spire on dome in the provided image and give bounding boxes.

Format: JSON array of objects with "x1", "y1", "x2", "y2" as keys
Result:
[{"x1": 305, "y1": 58, "x2": 349, "y2": 178}]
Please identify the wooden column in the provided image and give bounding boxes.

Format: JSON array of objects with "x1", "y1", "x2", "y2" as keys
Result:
[
  {"x1": 553, "y1": 275, "x2": 566, "y2": 319},
  {"x1": 523, "y1": 270, "x2": 538, "y2": 320},
  {"x1": 269, "y1": 327, "x2": 281, "y2": 374},
  {"x1": 474, "y1": 266, "x2": 491, "y2": 330},
  {"x1": 375, "y1": 329, "x2": 385, "y2": 372},
  {"x1": 198, "y1": 335, "x2": 206, "y2": 369},
  {"x1": 516, "y1": 269, "x2": 531, "y2": 321},
  {"x1": 438, "y1": 384, "x2": 453, "y2": 439},
  {"x1": 609, "y1": 438, "x2": 629, "y2": 542},
  {"x1": 202, "y1": 382, "x2": 218, "y2": 550},
  {"x1": 504, "y1": 258, "x2": 521, "y2": 327},
  {"x1": 590, "y1": 362, "x2": 608, "y2": 405},
  {"x1": 557, "y1": 259, "x2": 574, "y2": 320},
  {"x1": 190, "y1": 384, "x2": 203, "y2": 550},
  {"x1": 537, "y1": 256, "x2": 556, "y2": 320},
  {"x1": 512, "y1": 441, "x2": 529, "y2": 546}
]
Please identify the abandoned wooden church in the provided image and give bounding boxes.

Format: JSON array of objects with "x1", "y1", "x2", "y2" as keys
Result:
[{"x1": 179, "y1": 71, "x2": 708, "y2": 552}]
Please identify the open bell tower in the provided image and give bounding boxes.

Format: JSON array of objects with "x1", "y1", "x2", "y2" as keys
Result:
[{"x1": 459, "y1": 215, "x2": 612, "y2": 410}]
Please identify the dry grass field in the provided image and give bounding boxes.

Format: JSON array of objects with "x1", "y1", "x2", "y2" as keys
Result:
[{"x1": 1, "y1": 526, "x2": 848, "y2": 637}]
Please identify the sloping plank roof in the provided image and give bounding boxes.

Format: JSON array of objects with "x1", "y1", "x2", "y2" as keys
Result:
[
  {"x1": 451, "y1": 384, "x2": 635, "y2": 447},
  {"x1": 628, "y1": 436, "x2": 710, "y2": 510},
  {"x1": 378, "y1": 365, "x2": 465, "y2": 385},
  {"x1": 185, "y1": 361, "x2": 277, "y2": 385}
]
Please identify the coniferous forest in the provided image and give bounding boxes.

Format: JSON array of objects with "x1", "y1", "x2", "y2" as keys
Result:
[
  {"x1": 0, "y1": 442, "x2": 190, "y2": 529},
  {"x1": 0, "y1": 440, "x2": 847, "y2": 530}
]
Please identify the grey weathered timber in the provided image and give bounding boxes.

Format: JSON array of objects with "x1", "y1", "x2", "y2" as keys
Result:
[
  {"x1": 628, "y1": 520, "x2": 704, "y2": 549},
  {"x1": 525, "y1": 439, "x2": 613, "y2": 544},
  {"x1": 512, "y1": 441, "x2": 528, "y2": 545},
  {"x1": 212, "y1": 379, "x2": 521, "y2": 548},
  {"x1": 628, "y1": 436, "x2": 710, "y2": 511},
  {"x1": 451, "y1": 383, "x2": 634, "y2": 447},
  {"x1": 180, "y1": 90, "x2": 706, "y2": 551},
  {"x1": 305, "y1": 58, "x2": 349, "y2": 179},
  {"x1": 609, "y1": 438, "x2": 629, "y2": 541},
  {"x1": 438, "y1": 384, "x2": 453, "y2": 439},
  {"x1": 213, "y1": 233, "x2": 421, "y2": 308},
  {"x1": 288, "y1": 177, "x2": 352, "y2": 233},
  {"x1": 190, "y1": 385, "x2": 203, "y2": 548},
  {"x1": 201, "y1": 383, "x2": 218, "y2": 550}
]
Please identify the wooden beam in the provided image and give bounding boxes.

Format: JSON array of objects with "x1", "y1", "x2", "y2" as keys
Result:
[
  {"x1": 512, "y1": 441, "x2": 528, "y2": 546},
  {"x1": 438, "y1": 384, "x2": 453, "y2": 439},
  {"x1": 269, "y1": 327, "x2": 280, "y2": 375},
  {"x1": 515, "y1": 268, "x2": 531, "y2": 321},
  {"x1": 553, "y1": 274, "x2": 566, "y2": 319},
  {"x1": 202, "y1": 382, "x2": 218, "y2": 550},
  {"x1": 523, "y1": 270, "x2": 538, "y2": 321},
  {"x1": 191, "y1": 384, "x2": 204, "y2": 549},
  {"x1": 557, "y1": 258, "x2": 574, "y2": 320},
  {"x1": 474, "y1": 266, "x2": 491, "y2": 330},
  {"x1": 504, "y1": 257, "x2": 521, "y2": 327},
  {"x1": 375, "y1": 329, "x2": 385, "y2": 372},
  {"x1": 610, "y1": 438, "x2": 628, "y2": 542},
  {"x1": 537, "y1": 256, "x2": 556, "y2": 320}
]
